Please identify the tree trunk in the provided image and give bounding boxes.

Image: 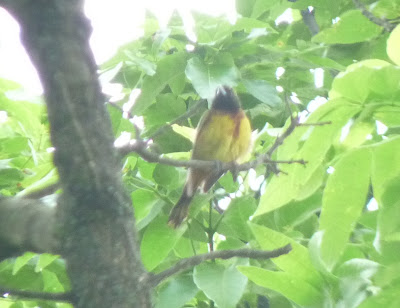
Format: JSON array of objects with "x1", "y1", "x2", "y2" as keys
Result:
[{"x1": 2, "y1": 1, "x2": 151, "y2": 306}]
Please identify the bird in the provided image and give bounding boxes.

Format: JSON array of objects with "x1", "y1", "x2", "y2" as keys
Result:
[{"x1": 168, "y1": 86, "x2": 252, "y2": 227}]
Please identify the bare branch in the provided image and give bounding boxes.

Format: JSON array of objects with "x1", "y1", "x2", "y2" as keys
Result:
[
  {"x1": 149, "y1": 244, "x2": 292, "y2": 286},
  {"x1": 0, "y1": 287, "x2": 73, "y2": 302},
  {"x1": 353, "y1": 0, "x2": 395, "y2": 32}
]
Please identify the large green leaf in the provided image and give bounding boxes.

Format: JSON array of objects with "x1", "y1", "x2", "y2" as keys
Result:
[
  {"x1": 249, "y1": 223, "x2": 323, "y2": 289},
  {"x1": 131, "y1": 189, "x2": 160, "y2": 224},
  {"x1": 371, "y1": 137, "x2": 400, "y2": 202},
  {"x1": 242, "y1": 79, "x2": 282, "y2": 108},
  {"x1": 375, "y1": 175, "x2": 400, "y2": 264},
  {"x1": 155, "y1": 274, "x2": 199, "y2": 308},
  {"x1": 185, "y1": 54, "x2": 239, "y2": 100},
  {"x1": 330, "y1": 60, "x2": 400, "y2": 103},
  {"x1": 192, "y1": 13, "x2": 232, "y2": 45},
  {"x1": 0, "y1": 167, "x2": 24, "y2": 187},
  {"x1": 358, "y1": 282, "x2": 400, "y2": 308},
  {"x1": 193, "y1": 260, "x2": 248, "y2": 308},
  {"x1": 133, "y1": 52, "x2": 188, "y2": 114},
  {"x1": 334, "y1": 259, "x2": 380, "y2": 308},
  {"x1": 256, "y1": 99, "x2": 361, "y2": 216},
  {"x1": 144, "y1": 93, "x2": 186, "y2": 132},
  {"x1": 238, "y1": 266, "x2": 323, "y2": 307},
  {"x1": 217, "y1": 196, "x2": 257, "y2": 241},
  {"x1": 319, "y1": 148, "x2": 371, "y2": 270},
  {"x1": 313, "y1": 10, "x2": 382, "y2": 44},
  {"x1": 387, "y1": 24, "x2": 400, "y2": 66},
  {"x1": 140, "y1": 216, "x2": 186, "y2": 271}
]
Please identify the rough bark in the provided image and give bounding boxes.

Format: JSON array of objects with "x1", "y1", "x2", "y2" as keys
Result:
[
  {"x1": 0, "y1": 197, "x2": 58, "y2": 260},
  {"x1": 1, "y1": 1, "x2": 151, "y2": 307}
]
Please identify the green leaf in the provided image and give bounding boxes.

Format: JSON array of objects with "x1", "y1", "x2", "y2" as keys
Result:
[
  {"x1": 379, "y1": 175, "x2": 400, "y2": 241},
  {"x1": 251, "y1": 0, "x2": 277, "y2": 18},
  {"x1": 1, "y1": 99, "x2": 46, "y2": 142},
  {"x1": 0, "y1": 78, "x2": 21, "y2": 93},
  {"x1": 141, "y1": 215, "x2": 186, "y2": 271},
  {"x1": 375, "y1": 175, "x2": 400, "y2": 263},
  {"x1": 35, "y1": 254, "x2": 59, "y2": 273},
  {"x1": 256, "y1": 99, "x2": 361, "y2": 216},
  {"x1": 236, "y1": 0, "x2": 256, "y2": 17},
  {"x1": 329, "y1": 59, "x2": 394, "y2": 103},
  {"x1": 371, "y1": 137, "x2": 400, "y2": 202},
  {"x1": 193, "y1": 260, "x2": 248, "y2": 308},
  {"x1": 387, "y1": 24, "x2": 400, "y2": 66},
  {"x1": 134, "y1": 52, "x2": 188, "y2": 115},
  {"x1": 334, "y1": 259, "x2": 380, "y2": 308},
  {"x1": 125, "y1": 52, "x2": 156, "y2": 76},
  {"x1": 12, "y1": 252, "x2": 36, "y2": 275},
  {"x1": 193, "y1": 13, "x2": 232, "y2": 45},
  {"x1": 0, "y1": 136, "x2": 29, "y2": 156},
  {"x1": 300, "y1": 54, "x2": 346, "y2": 71},
  {"x1": 171, "y1": 124, "x2": 195, "y2": 142},
  {"x1": 217, "y1": 196, "x2": 257, "y2": 241},
  {"x1": 107, "y1": 104, "x2": 135, "y2": 137},
  {"x1": 233, "y1": 17, "x2": 277, "y2": 35},
  {"x1": 155, "y1": 274, "x2": 198, "y2": 308},
  {"x1": 249, "y1": 223, "x2": 323, "y2": 288},
  {"x1": 185, "y1": 55, "x2": 239, "y2": 99},
  {"x1": 42, "y1": 269, "x2": 64, "y2": 292},
  {"x1": 358, "y1": 282, "x2": 400, "y2": 308},
  {"x1": 144, "y1": 93, "x2": 186, "y2": 131},
  {"x1": 242, "y1": 79, "x2": 282, "y2": 108},
  {"x1": 238, "y1": 266, "x2": 323, "y2": 306},
  {"x1": 319, "y1": 148, "x2": 371, "y2": 270},
  {"x1": 131, "y1": 189, "x2": 160, "y2": 223},
  {"x1": 272, "y1": 192, "x2": 322, "y2": 230},
  {"x1": 0, "y1": 168, "x2": 24, "y2": 187},
  {"x1": 341, "y1": 121, "x2": 375, "y2": 149},
  {"x1": 153, "y1": 164, "x2": 180, "y2": 189},
  {"x1": 313, "y1": 10, "x2": 382, "y2": 44},
  {"x1": 18, "y1": 167, "x2": 58, "y2": 197}
]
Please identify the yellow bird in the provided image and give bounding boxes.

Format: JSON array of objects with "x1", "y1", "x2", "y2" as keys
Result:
[{"x1": 168, "y1": 86, "x2": 252, "y2": 227}]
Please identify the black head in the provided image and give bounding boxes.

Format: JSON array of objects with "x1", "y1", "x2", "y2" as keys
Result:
[{"x1": 211, "y1": 86, "x2": 241, "y2": 113}]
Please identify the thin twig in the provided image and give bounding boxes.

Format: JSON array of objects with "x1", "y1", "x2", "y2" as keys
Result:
[
  {"x1": 148, "y1": 244, "x2": 292, "y2": 286},
  {"x1": 0, "y1": 287, "x2": 74, "y2": 303},
  {"x1": 353, "y1": 0, "x2": 395, "y2": 32}
]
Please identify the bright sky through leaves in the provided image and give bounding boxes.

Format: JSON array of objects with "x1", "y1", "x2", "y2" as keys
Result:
[{"x1": 0, "y1": 0, "x2": 236, "y2": 94}]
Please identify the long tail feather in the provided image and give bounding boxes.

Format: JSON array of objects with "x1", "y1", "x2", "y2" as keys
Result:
[{"x1": 168, "y1": 188, "x2": 194, "y2": 228}]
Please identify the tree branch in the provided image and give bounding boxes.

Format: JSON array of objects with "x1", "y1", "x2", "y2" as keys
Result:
[
  {"x1": 149, "y1": 244, "x2": 292, "y2": 286},
  {"x1": 119, "y1": 139, "x2": 307, "y2": 171},
  {"x1": 117, "y1": 116, "x2": 333, "y2": 175},
  {"x1": 0, "y1": 197, "x2": 59, "y2": 260},
  {"x1": 0, "y1": 288, "x2": 73, "y2": 303},
  {"x1": 301, "y1": 9, "x2": 320, "y2": 36}
]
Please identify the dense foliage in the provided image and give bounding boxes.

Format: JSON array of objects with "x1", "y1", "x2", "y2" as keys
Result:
[{"x1": 1, "y1": 0, "x2": 400, "y2": 307}]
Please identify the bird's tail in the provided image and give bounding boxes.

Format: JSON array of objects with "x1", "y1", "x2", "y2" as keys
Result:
[{"x1": 168, "y1": 187, "x2": 193, "y2": 228}]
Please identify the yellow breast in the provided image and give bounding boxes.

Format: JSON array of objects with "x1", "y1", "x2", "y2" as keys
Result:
[{"x1": 192, "y1": 109, "x2": 252, "y2": 163}]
